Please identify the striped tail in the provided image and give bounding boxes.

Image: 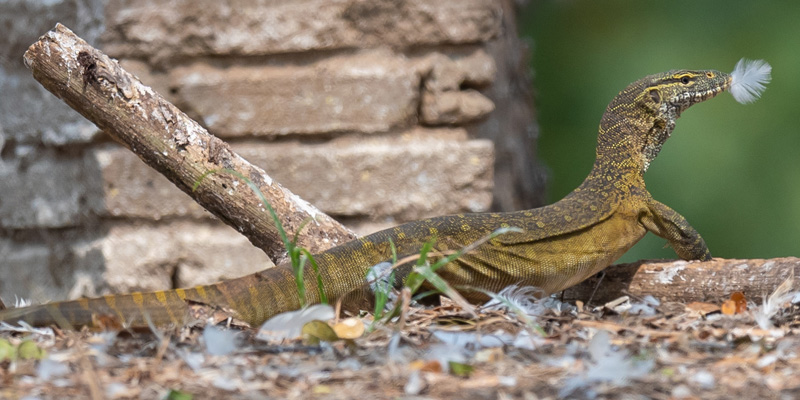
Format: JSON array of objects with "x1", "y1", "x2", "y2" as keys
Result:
[
  {"x1": 0, "y1": 266, "x2": 307, "y2": 330},
  {"x1": 0, "y1": 287, "x2": 214, "y2": 330}
]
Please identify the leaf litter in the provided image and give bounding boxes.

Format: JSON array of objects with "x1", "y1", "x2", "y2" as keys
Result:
[{"x1": 3, "y1": 279, "x2": 800, "y2": 399}]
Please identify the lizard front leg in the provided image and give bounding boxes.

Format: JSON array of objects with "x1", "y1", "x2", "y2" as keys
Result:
[{"x1": 640, "y1": 199, "x2": 712, "y2": 261}]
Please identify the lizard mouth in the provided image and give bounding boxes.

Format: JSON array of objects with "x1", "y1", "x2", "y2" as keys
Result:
[
  {"x1": 697, "y1": 85, "x2": 726, "y2": 101},
  {"x1": 686, "y1": 85, "x2": 725, "y2": 103},
  {"x1": 669, "y1": 85, "x2": 726, "y2": 117}
]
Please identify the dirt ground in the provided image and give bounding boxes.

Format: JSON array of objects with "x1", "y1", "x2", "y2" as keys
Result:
[{"x1": 3, "y1": 289, "x2": 800, "y2": 400}]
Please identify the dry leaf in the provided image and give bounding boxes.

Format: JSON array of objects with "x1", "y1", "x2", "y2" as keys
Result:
[
  {"x1": 721, "y1": 292, "x2": 748, "y2": 315},
  {"x1": 474, "y1": 348, "x2": 504, "y2": 363},
  {"x1": 331, "y1": 318, "x2": 365, "y2": 339},
  {"x1": 409, "y1": 359, "x2": 443, "y2": 373},
  {"x1": 312, "y1": 385, "x2": 332, "y2": 394},
  {"x1": 721, "y1": 300, "x2": 737, "y2": 315},
  {"x1": 731, "y1": 292, "x2": 748, "y2": 314}
]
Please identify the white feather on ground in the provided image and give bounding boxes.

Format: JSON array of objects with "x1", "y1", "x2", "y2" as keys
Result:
[
  {"x1": 752, "y1": 273, "x2": 798, "y2": 330},
  {"x1": 730, "y1": 58, "x2": 771, "y2": 104},
  {"x1": 203, "y1": 325, "x2": 239, "y2": 356},
  {"x1": 255, "y1": 304, "x2": 334, "y2": 341}
]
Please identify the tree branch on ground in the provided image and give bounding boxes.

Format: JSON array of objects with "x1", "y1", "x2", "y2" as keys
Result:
[{"x1": 563, "y1": 257, "x2": 800, "y2": 305}]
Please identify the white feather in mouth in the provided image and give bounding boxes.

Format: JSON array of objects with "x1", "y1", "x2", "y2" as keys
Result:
[{"x1": 730, "y1": 58, "x2": 771, "y2": 104}]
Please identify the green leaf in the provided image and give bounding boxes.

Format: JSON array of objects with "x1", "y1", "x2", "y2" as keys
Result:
[
  {"x1": 413, "y1": 264, "x2": 476, "y2": 317},
  {"x1": 448, "y1": 361, "x2": 474, "y2": 377},
  {"x1": 17, "y1": 340, "x2": 45, "y2": 360},
  {"x1": 413, "y1": 265, "x2": 453, "y2": 297},
  {"x1": 194, "y1": 170, "x2": 312, "y2": 306},
  {"x1": 301, "y1": 320, "x2": 339, "y2": 345},
  {"x1": 166, "y1": 390, "x2": 194, "y2": 400},
  {"x1": 0, "y1": 338, "x2": 16, "y2": 361},
  {"x1": 295, "y1": 252, "x2": 308, "y2": 307},
  {"x1": 300, "y1": 248, "x2": 328, "y2": 305},
  {"x1": 389, "y1": 238, "x2": 398, "y2": 264}
]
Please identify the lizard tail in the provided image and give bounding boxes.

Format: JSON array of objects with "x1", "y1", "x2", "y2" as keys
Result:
[
  {"x1": 0, "y1": 266, "x2": 306, "y2": 330},
  {"x1": 0, "y1": 288, "x2": 209, "y2": 330}
]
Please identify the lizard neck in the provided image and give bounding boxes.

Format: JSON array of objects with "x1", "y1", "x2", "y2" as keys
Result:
[
  {"x1": 582, "y1": 81, "x2": 670, "y2": 192},
  {"x1": 585, "y1": 124, "x2": 649, "y2": 192}
]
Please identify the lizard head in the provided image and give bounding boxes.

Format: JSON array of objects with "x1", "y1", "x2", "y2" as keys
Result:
[
  {"x1": 621, "y1": 59, "x2": 770, "y2": 172},
  {"x1": 637, "y1": 69, "x2": 730, "y2": 169}
]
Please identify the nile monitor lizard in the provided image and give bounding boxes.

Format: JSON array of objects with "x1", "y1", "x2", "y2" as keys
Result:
[{"x1": 0, "y1": 59, "x2": 771, "y2": 330}]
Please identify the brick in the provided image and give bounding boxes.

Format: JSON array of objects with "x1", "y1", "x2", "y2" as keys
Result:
[
  {"x1": 413, "y1": 50, "x2": 496, "y2": 125},
  {"x1": 0, "y1": 228, "x2": 124, "y2": 303},
  {"x1": 237, "y1": 130, "x2": 495, "y2": 220},
  {"x1": 92, "y1": 145, "x2": 210, "y2": 220},
  {"x1": 0, "y1": 150, "x2": 104, "y2": 229},
  {"x1": 0, "y1": 222, "x2": 271, "y2": 303},
  {"x1": 341, "y1": 0, "x2": 502, "y2": 48},
  {"x1": 170, "y1": 50, "x2": 419, "y2": 136},
  {"x1": 102, "y1": 0, "x2": 501, "y2": 63},
  {"x1": 92, "y1": 129, "x2": 494, "y2": 221},
  {"x1": 421, "y1": 89, "x2": 495, "y2": 125},
  {"x1": 0, "y1": 237, "x2": 61, "y2": 304},
  {"x1": 450, "y1": 48, "x2": 497, "y2": 87},
  {"x1": 101, "y1": 222, "x2": 272, "y2": 292}
]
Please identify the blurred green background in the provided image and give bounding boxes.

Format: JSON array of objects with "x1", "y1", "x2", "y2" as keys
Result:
[{"x1": 519, "y1": 1, "x2": 799, "y2": 262}]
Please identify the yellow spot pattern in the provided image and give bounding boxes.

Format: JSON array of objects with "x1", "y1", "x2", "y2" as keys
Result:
[
  {"x1": 103, "y1": 295, "x2": 126, "y2": 323},
  {"x1": 132, "y1": 292, "x2": 144, "y2": 307}
]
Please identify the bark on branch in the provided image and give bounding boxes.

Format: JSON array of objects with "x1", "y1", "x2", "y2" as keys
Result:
[
  {"x1": 563, "y1": 257, "x2": 800, "y2": 305},
  {"x1": 24, "y1": 23, "x2": 356, "y2": 262}
]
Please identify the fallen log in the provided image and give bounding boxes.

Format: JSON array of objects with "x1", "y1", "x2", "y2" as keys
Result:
[{"x1": 564, "y1": 257, "x2": 800, "y2": 305}]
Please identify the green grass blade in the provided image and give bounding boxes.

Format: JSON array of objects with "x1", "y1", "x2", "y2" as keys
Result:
[
  {"x1": 300, "y1": 248, "x2": 328, "y2": 305},
  {"x1": 193, "y1": 168, "x2": 316, "y2": 307}
]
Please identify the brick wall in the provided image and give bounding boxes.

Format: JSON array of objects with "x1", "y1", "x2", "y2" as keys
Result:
[{"x1": 0, "y1": 0, "x2": 543, "y2": 303}]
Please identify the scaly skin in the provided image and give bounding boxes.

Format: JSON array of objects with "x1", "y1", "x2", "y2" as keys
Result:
[{"x1": 0, "y1": 68, "x2": 731, "y2": 330}]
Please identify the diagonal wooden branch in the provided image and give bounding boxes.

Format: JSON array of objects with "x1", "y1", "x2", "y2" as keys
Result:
[{"x1": 23, "y1": 23, "x2": 356, "y2": 263}]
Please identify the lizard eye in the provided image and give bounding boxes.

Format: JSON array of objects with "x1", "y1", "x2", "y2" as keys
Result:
[{"x1": 681, "y1": 76, "x2": 691, "y2": 84}]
